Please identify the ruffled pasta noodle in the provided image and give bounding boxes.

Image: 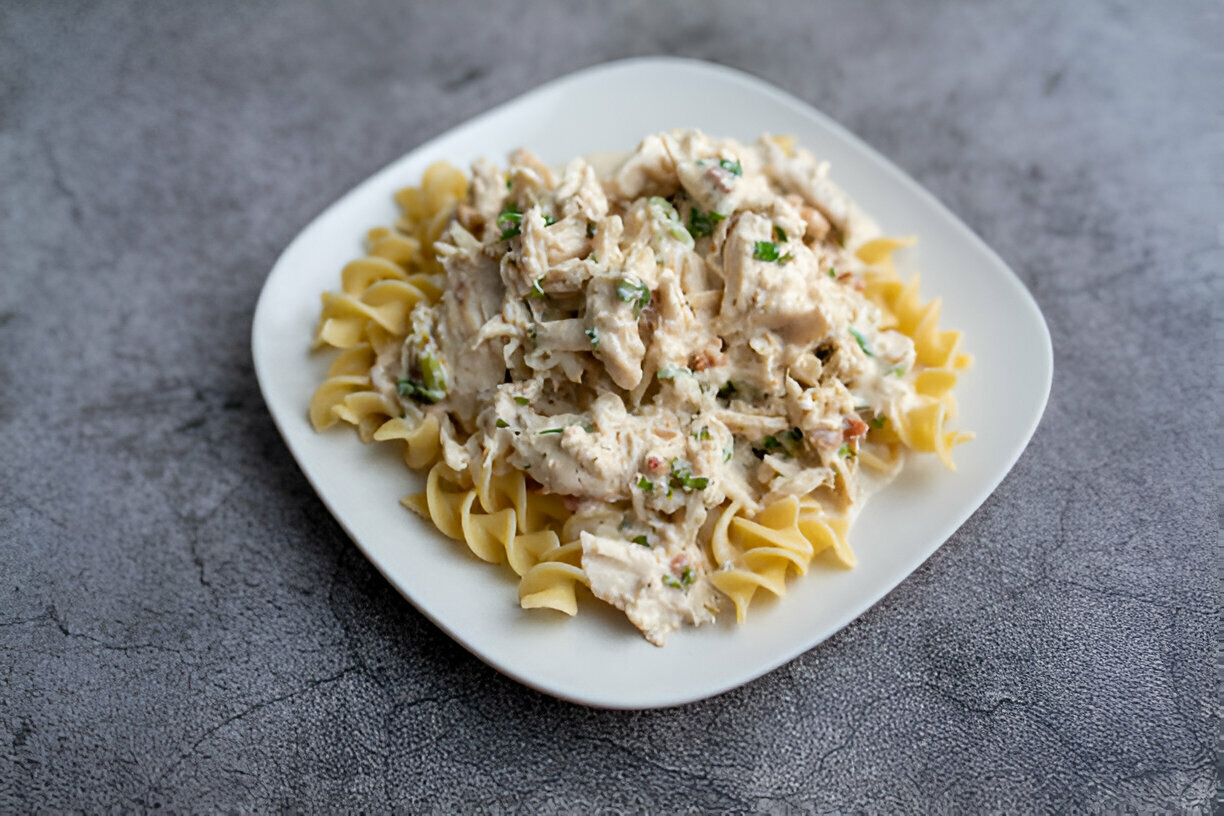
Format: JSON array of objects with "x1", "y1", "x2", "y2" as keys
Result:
[{"x1": 309, "y1": 132, "x2": 971, "y2": 645}]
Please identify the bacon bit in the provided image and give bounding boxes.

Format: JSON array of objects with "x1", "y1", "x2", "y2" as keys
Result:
[
  {"x1": 690, "y1": 349, "x2": 726, "y2": 371},
  {"x1": 646, "y1": 456, "x2": 664, "y2": 472},
  {"x1": 844, "y1": 415, "x2": 869, "y2": 440},
  {"x1": 705, "y1": 166, "x2": 736, "y2": 194}
]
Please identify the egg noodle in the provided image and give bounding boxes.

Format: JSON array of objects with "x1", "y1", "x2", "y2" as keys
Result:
[{"x1": 309, "y1": 131, "x2": 971, "y2": 645}]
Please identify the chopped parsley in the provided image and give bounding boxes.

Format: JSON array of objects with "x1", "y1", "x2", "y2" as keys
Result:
[
  {"x1": 869, "y1": 415, "x2": 887, "y2": 429},
  {"x1": 719, "y1": 158, "x2": 742, "y2": 176},
  {"x1": 687, "y1": 206, "x2": 725, "y2": 238},
  {"x1": 669, "y1": 461, "x2": 709, "y2": 492},
  {"x1": 753, "y1": 240, "x2": 781, "y2": 262},
  {"x1": 753, "y1": 428, "x2": 804, "y2": 459},
  {"x1": 723, "y1": 445, "x2": 734, "y2": 462},
  {"x1": 837, "y1": 442, "x2": 857, "y2": 459},
  {"x1": 774, "y1": 225, "x2": 788, "y2": 242},
  {"x1": 663, "y1": 567, "x2": 696, "y2": 590},
  {"x1": 538, "y1": 427, "x2": 565, "y2": 435},
  {"x1": 497, "y1": 203, "x2": 522, "y2": 240},
  {"x1": 528, "y1": 277, "x2": 548, "y2": 299},
  {"x1": 828, "y1": 267, "x2": 837, "y2": 278},
  {"x1": 495, "y1": 419, "x2": 509, "y2": 428},
  {"x1": 615, "y1": 278, "x2": 652, "y2": 317},
  {"x1": 542, "y1": 214, "x2": 557, "y2": 226},
  {"x1": 586, "y1": 220, "x2": 597, "y2": 238},
  {"x1": 717, "y1": 380, "x2": 737, "y2": 400},
  {"x1": 585, "y1": 327, "x2": 599, "y2": 348},
  {"x1": 889, "y1": 365, "x2": 907, "y2": 377},
  {"x1": 513, "y1": 396, "x2": 530, "y2": 406},
  {"x1": 694, "y1": 427, "x2": 711, "y2": 441},
  {"x1": 848, "y1": 326, "x2": 873, "y2": 356},
  {"x1": 631, "y1": 535, "x2": 650, "y2": 548},
  {"x1": 637, "y1": 476, "x2": 654, "y2": 492}
]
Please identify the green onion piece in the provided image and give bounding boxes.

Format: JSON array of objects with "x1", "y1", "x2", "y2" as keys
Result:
[
  {"x1": 774, "y1": 225, "x2": 787, "y2": 242},
  {"x1": 687, "y1": 206, "x2": 726, "y2": 238},
  {"x1": 837, "y1": 442, "x2": 856, "y2": 459},
  {"x1": 890, "y1": 365, "x2": 907, "y2": 377},
  {"x1": 497, "y1": 204, "x2": 523, "y2": 240},
  {"x1": 848, "y1": 326, "x2": 873, "y2": 356},
  {"x1": 631, "y1": 535, "x2": 650, "y2": 548},
  {"x1": 543, "y1": 214, "x2": 557, "y2": 226},
  {"x1": 695, "y1": 427, "x2": 711, "y2": 441},
  {"x1": 637, "y1": 477, "x2": 654, "y2": 492},
  {"x1": 779, "y1": 252, "x2": 794, "y2": 264},
  {"x1": 723, "y1": 446, "x2": 734, "y2": 462},
  {"x1": 513, "y1": 396, "x2": 530, "y2": 406},
  {"x1": 828, "y1": 267, "x2": 837, "y2": 278},
  {"x1": 528, "y1": 278, "x2": 548, "y2": 299},
  {"x1": 495, "y1": 419, "x2": 509, "y2": 428},
  {"x1": 585, "y1": 328, "x2": 599, "y2": 348},
  {"x1": 662, "y1": 575, "x2": 682, "y2": 589},
  {"x1": 615, "y1": 278, "x2": 652, "y2": 317},
  {"x1": 539, "y1": 427, "x2": 564, "y2": 435},
  {"x1": 869, "y1": 416, "x2": 887, "y2": 429},
  {"x1": 586, "y1": 221, "x2": 597, "y2": 237},
  {"x1": 719, "y1": 158, "x2": 742, "y2": 176},
  {"x1": 680, "y1": 566, "x2": 695, "y2": 587},
  {"x1": 754, "y1": 241, "x2": 781, "y2": 262}
]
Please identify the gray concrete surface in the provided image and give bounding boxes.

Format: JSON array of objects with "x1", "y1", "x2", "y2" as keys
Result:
[{"x1": 1, "y1": 1, "x2": 1220, "y2": 812}]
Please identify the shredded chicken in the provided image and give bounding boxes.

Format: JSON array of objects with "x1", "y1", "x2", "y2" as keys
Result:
[{"x1": 384, "y1": 130, "x2": 926, "y2": 645}]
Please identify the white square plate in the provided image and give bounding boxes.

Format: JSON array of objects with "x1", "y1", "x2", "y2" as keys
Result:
[{"x1": 252, "y1": 57, "x2": 1052, "y2": 709}]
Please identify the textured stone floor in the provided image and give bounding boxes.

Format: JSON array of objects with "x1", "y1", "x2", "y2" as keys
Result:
[{"x1": 1, "y1": 2, "x2": 1219, "y2": 812}]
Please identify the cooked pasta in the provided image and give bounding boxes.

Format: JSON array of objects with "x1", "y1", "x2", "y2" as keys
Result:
[{"x1": 309, "y1": 131, "x2": 971, "y2": 645}]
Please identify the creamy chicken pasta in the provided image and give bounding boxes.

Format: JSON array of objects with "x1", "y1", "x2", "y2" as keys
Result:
[{"x1": 310, "y1": 130, "x2": 972, "y2": 645}]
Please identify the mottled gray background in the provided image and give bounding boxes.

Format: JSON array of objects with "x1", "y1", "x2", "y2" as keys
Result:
[{"x1": 1, "y1": 1, "x2": 1220, "y2": 812}]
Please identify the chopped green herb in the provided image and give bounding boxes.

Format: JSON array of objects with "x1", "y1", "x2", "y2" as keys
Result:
[
  {"x1": 680, "y1": 566, "x2": 695, "y2": 587},
  {"x1": 397, "y1": 353, "x2": 448, "y2": 404},
  {"x1": 513, "y1": 396, "x2": 530, "y2": 406},
  {"x1": 585, "y1": 328, "x2": 599, "y2": 348},
  {"x1": 779, "y1": 252, "x2": 795, "y2": 264},
  {"x1": 637, "y1": 476, "x2": 654, "y2": 492},
  {"x1": 848, "y1": 326, "x2": 873, "y2": 356},
  {"x1": 869, "y1": 415, "x2": 887, "y2": 429},
  {"x1": 717, "y1": 381, "x2": 737, "y2": 399},
  {"x1": 694, "y1": 427, "x2": 711, "y2": 441},
  {"x1": 828, "y1": 267, "x2": 837, "y2": 278},
  {"x1": 719, "y1": 158, "x2": 742, "y2": 176},
  {"x1": 586, "y1": 220, "x2": 597, "y2": 238},
  {"x1": 723, "y1": 445, "x2": 734, "y2": 462},
  {"x1": 837, "y1": 442, "x2": 857, "y2": 459},
  {"x1": 668, "y1": 461, "x2": 709, "y2": 492},
  {"x1": 662, "y1": 575, "x2": 682, "y2": 589},
  {"x1": 631, "y1": 535, "x2": 650, "y2": 548},
  {"x1": 754, "y1": 241, "x2": 781, "y2": 262},
  {"x1": 505, "y1": 176, "x2": 513, "y2": 190},
  {"x1": 615, "y1": 278, "x2": 652, "y2": 316},
  {"x1": 539, "y1": 427, "x2": 565, "y2": 435},
  {"x1": 497, "y1": 204, "x2": 523, "y2": 240},
  {"x1": 528, "y1": 277, "x2": 548, "y2": 299},
  {"x1": 785, "y1": 427, "x2": 804, "y2": 443},
  {"x1": 495, "y1": 419, "x2": 509, "y2": 428},
  {"x1": 542, "y1": 214, "x2": 556, "y2": 227},
  {"x1": 657, "y1": 367, "x2": 689, "y2": 380},
  {"x1": 687, "y1": 206, "x2": 726, "y2": 238},
  {"x1": 774, "y1": 225, "x2": 788, "y2": 242},
  {"x1": 889, "y1": 365, "x2": 907, "y2": 377}
]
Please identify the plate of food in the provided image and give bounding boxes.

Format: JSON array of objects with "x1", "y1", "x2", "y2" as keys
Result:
[{"x1": 252, "y1": 57, "x2": 1051, "y2": 708}]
